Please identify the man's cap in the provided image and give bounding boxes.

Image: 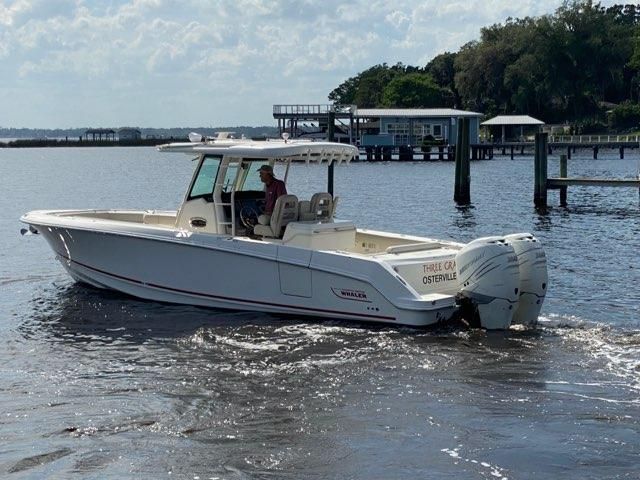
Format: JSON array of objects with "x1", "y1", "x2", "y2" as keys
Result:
[{"x1": 257, "y1": 164, "x2": 273, "y2": 173}]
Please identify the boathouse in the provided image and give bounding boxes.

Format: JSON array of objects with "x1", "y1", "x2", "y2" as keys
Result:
[
  {"x1": 118, "y1": 127, "x2": 142, "y2": 141},
  {"x1": 355, "y1": 108, "x2": 482, "y2": 147},
  {"x1": 272, "y1": 104, "x2": 482, "y2": 146},
  {"x1": 481, "y1": 115, "x2": 544, "y2": 143}
]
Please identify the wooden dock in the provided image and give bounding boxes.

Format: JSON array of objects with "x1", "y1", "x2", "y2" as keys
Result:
[
  {"x1": 533, "y1": 133, "x2": 640, "y2": 207},
  {"x1": 547, "y1": 178, "x2": 640, "y2": 188},
  {"x1": 488, "y1": 137, "x2": 639, "y2": 160}
]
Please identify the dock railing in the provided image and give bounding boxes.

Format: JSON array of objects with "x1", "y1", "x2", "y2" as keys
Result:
[
  {"x1": 273, "y1": 104, "x2": 357, "y2": 116},
  {"x1": 273, "y1": 104, "x2": 332, "y2": 115},
  {"x1": 549, "y1": 134, "x2": 640, "y2": 143}
]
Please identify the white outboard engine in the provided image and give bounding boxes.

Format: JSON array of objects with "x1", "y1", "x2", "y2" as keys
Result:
[
  {"x1": 504, "y1": 233, "x2": 548, "y2": 326},
  {"x1": 455, "y1": 237, "x2": 520, "y2": 329}
]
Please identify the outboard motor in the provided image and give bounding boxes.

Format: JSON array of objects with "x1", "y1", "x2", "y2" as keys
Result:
[
  {"x1": 455, "y1": 237, "x2": 520, "y2": 329},
  {"x1": 504, "y1": 233, "x2": 548, "y2": 326}
]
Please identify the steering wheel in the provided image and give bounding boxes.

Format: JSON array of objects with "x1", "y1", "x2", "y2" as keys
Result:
[{"x1": 239, "y1": 205, "x2": 259, "y2": 228}]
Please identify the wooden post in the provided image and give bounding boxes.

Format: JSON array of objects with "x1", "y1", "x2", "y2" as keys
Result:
[
  {"x1": 327, "y1": 110, "x2": 335, "y2": 195},
  {"x1": 398, "y1": 146, "x2": 408, "y2": 161},
  {"x1": 454, "y1": 118, "x2": 471, "y2": 204},
  {"x1": 510, "y1": 145, "x2": 514, "y2": 160},
  {"x1": 560, "y1": 154, "x2": 568, "y2": 206},
  {"x1": 462, "y1": 119, "x2": 471, "y2": 202},
  {"x1": 620, "y1": 146, "x2": 624, "y2": 159},
  {"x1": 593, "y1": 145, "x2": 598, "y2": 159},
  {"x1": 534, "y1": 132, "x2": 548, "y2": 208},
  {"x1": 454, "y1": 120, "x2": 463, "y2": 202},
  {"x1": 567, "y1": 145, "x2": 571, "y2": 159},
  {"x1": 438, "y1": 145, "x2": 444, "y2": 160}
]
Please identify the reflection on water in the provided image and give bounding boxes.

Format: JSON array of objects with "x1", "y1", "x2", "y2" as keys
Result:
[
  {"x1": 1, "y1": 149, "x2": 640, "y2": 477},
  {"x1": 453, "y1": 204, "x2": 477, "y2": 230}
]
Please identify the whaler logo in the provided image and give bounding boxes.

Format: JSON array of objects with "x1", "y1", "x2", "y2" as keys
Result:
[{"x1": 331, "y1": 288, "x2": 371, "y2": 303}]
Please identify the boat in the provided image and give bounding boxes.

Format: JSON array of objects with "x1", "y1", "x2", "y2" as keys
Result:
[{"x1": 20, "y1": 136, "x2": 548, "y2": 329}]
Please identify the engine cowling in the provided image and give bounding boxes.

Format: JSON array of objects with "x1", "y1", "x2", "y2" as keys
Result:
[
  {"x1": 504, "y1": 233, "x2": 548, "y2": 326},
  {"x1": 455, "y1": 237, "x2": 520, "y2": 329}
]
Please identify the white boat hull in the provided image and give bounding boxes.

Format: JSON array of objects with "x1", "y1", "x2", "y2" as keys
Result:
[
  {"x1": 28, "y1": 217, "x2": 454, "y2": 327},
  {"x1": 22, "y1": 209, "x2": 547, "y2": 329}
]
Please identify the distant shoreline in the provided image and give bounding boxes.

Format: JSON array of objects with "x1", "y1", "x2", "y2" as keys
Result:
[{"x1": 0, "y1": 137, "x2": 187, "y2": 148}]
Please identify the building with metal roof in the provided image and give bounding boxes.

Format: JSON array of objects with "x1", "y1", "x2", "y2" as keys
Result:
[
  {"x1": 357, "y1": 108, "x2": 483, "y2": 118},
  {"x1": 272, "y1": 105, "x2": 484, "y2": 146},
  {"x1": 481, "y1": 115, "x2": 544, "y2": 126},
  {"x1": 481, "y1": 115, "x2": 545, "y2": 143},
  {"x1": 355, "y1": 108, "x2": 483, "y2": 146}
]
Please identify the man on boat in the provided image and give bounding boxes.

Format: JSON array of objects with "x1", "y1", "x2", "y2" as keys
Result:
[{"x1": 257, "y1": 164, "x2": 287, "y2": 225}]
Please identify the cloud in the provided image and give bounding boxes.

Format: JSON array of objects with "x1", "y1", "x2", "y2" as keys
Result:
[
  {"x1": 0, "y1": 0, "x2": 624, "y2": 127},
  {"x1": 0, "y1": 0, "x2": 33, "y2": 26}
]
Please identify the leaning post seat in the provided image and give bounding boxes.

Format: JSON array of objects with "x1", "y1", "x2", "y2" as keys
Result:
[
  {"x1": 309, "y1": 192, "x2": 333, "y2": 221},
  {"x1": 298, "y1": 200, "x2": 314, "y2": 221},
  {"x1": 254, "y1": 194, "x2": 299, "y2": 238}
]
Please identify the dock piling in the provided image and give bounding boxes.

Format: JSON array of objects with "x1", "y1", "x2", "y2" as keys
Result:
[
  {"x1": 327, "y1": 110, "x2": 335, "y2": 195},
  {"x1": 534, "y1": 133, "x2": 548, "y2": 208},
  {"x1": 454, "y1": 117, "x2": 471, "y2": 204},
  {"x1": 559, "y1": 154, "x2": 568, "y2": 206}
]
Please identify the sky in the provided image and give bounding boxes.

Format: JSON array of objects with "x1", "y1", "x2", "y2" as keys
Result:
[{"x1": 0, "y1": 0, "x2": 622, "y2": 128}]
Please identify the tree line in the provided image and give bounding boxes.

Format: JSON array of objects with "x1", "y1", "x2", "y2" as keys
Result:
[
  {"x1": 328, "y1": 1, "x2": 640, "y2": 132},
  {"x1": 0, "y1": 126, "x2": 278, "y2": 140}
]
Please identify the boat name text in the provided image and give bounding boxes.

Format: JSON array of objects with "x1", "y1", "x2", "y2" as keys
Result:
[
  {"x1": 423, "y1": 272, "x2": 457, "y2": 284},
  {"x1": 422, "y1": 260, "x2": 456, "y2": 273}
]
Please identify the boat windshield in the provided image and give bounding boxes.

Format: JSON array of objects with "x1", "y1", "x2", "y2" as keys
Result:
[
  {"x1": 188, "y1": 155, "x2": 221, "y2": 200},
  {"x1": 240, "y1": 159, "x2": 269, "y2": 191}
]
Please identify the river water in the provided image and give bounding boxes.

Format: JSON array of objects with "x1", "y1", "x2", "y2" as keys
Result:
[{"x1": 1, "y1": 147, "x2": 639, "y2": 479}]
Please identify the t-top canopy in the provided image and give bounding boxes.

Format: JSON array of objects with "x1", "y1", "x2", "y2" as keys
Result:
[{"x1": 158, "y1": 139, "x2": 357, "y2": 164}]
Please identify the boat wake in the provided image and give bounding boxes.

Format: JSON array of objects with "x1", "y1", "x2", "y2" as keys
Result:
[{"x1": 539, "y1": 313, "x2": 640, "y2": 395}]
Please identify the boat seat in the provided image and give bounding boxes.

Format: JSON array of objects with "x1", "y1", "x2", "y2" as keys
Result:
[
  {"x1": 298, "y1": 200, "x2": 315, "y2": 221},
  {"x1": 331, "y1": 195, "x2": 340, "y2": 218},
  {"x1": 309, "y1": 192, "x2": 334, "y2": 221},
  {"x1": 254, "y1": 194, "x2": 299, "y2": 238}
]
